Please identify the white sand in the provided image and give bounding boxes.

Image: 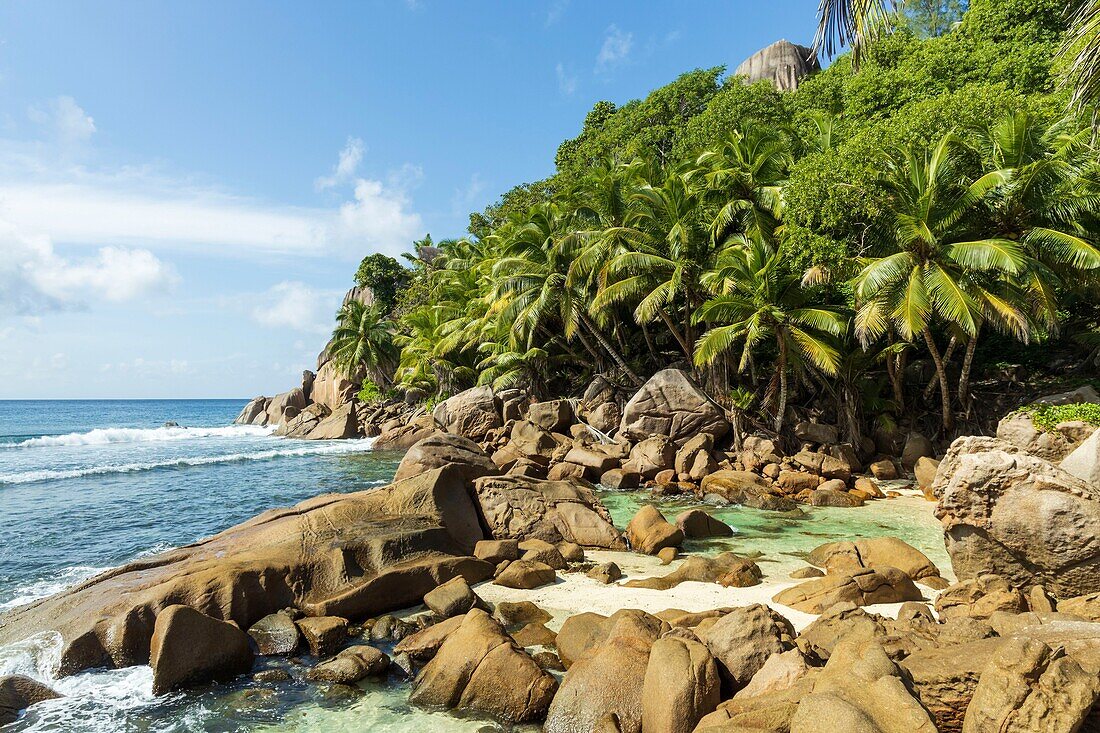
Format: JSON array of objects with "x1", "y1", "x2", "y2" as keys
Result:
[{"x1": 474, "y1": 548, "x2": 945, "y2": 633}]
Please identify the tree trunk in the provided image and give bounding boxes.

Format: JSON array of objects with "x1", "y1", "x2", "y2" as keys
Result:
[
  {"x1": 923, "y1": 335, "x2": 958, "y2": 400},
  {"x1": 922, "y1": 326, "x2": 954, "y2": 433},
  {"x1": 957, "y1": 327, "x2": 980, "y2": 416},
  {"x1": 775, "y1": 335, "x2": 789, "y2": 433},
  {"x1": 579, "y1": 313, "x2": 643, "y2": 386},
  {"x1": 657, "y1": 308, "x2": 694, "y2": 362},
  {"x1": 640, "y1": 320, "x2": 659, "y2": 363}
]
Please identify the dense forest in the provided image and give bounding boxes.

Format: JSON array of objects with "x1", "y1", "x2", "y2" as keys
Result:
[{"x1": 329, "y1": 0, "x2": 1100, "y2": 445}]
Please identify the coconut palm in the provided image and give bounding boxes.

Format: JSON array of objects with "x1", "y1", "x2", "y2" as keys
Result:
[
  {"x1": 329, "y1": 300, "x2": 399, "y2": 389},
  {"x1": 694, "y1": 234, "x2": 848, "y2": 432},
  {"x1": 852, "y1": 134, "x2": 1030, "y2": 431}
]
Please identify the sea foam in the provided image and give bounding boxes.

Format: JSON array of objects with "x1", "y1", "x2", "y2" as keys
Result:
[
  {"x1": 0, "y1": 439, "x2": 376, "y2": 485},
  {"x1": 2, "y1": 424, "x2": 274, "y2": 449}
]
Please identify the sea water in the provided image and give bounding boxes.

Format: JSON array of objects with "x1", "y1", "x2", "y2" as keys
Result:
[{"x1": 0, "y1": 400, "x2": 947, "y2": 731}]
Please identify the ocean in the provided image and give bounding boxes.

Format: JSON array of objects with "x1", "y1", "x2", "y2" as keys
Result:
[{"x1": 0, "y1": 399, "x2": 949, "y2": 732}]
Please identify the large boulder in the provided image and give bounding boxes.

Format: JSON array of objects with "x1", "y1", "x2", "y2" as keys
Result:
[
  {"x1": 790, "y1": 638, "x2": 938, "y2": 733},
  {"x1": 625, "y1": 505, "x2": 683, "y2": 555},
  {"x1": 311, "y1": 359, "x2": 358, "y2": 412},
  {"x1": 699, "y1": 470, "x2": 795, "y2": 511},
  {"x1": 372, "y1": 414, "x2": 440, "y2": 450},
  {"x1": 0, "y1": 466, "x2": 492, "y2": 677},
  {"x1": 527, "y1": 400, "x2": 573, "y2": 433},
  {"x1": 962, "y1": 637, "x2": 1099, "y2": 733},
  {"x1": 493, "y1": 560, "x2": 557, "y2": 590},
  {"x1": 409, "y1": 609, "x2": 558, "y2": 723},
  {"x1": 700, "y1": 604, "x2": 795, "y2": 690},
  {"x1": 675, "y1": 509, "x2": 733, "y2": 538},
  {"x1": 618, "y1": 369, "x2": 729, "y2": 444},
  {"x1": 900, "y1": 431, "x2": 934, "y2": 469},
  {"x1": 901, "y1": 638, "x2": 1009, "y2": 732},
  {"x1": 0, "y1": 675, "x2": 61, "y2": 727},
  {"x1": 628, "y1": 436, "x2": 676, "y2": 478},
  {"x1": 734, "y1": 39, "x2": 820, "y2": 91},
  {"x1": 393, "y1": 434, "x2": 499, "y2": 483},
  {"x1": 807, "y1": 537, "x2": 942, "y2": 582},
  {"x1": 393, "y1": 615, "x2": 464, "y2": 661},
  {"x1": 304, "y1": 401, "x2": 360, "y2": 440},
  {"x1": 234, "y1": 396, "x2": 269, "y2": 425},
  {"x1": 773, "y1": 567, "x2": 923, "y2": 613},
  {"x1": 641, "y1": 636, "x2": 722, "y2": 733},
  {"x1": 933, "y1": 436, "x2": 1100, "y2": 598},
  {"x1": 794, "y1": 421, "x2": 838, "y2": 445},
  {"x1": 994, "y1": 410, "x2": 1091, "y2": 462},
  {"x1": 247, "y1": 611, "x2": 300, "y2": 655},
  {"x1": 433, "y1": 386, "x2": 501, "y2": 441},
  {"x1": 305, "y1": 645, "x2": 389, "y2": 683},
  {"x1": 265, "y1": 388, "x2": 308, "y2": 426},
  {"x1": 473, "y1": 475, "x2": 624, "y2": 549},
  {"x1": 1060, "y1": 426, "x2": 1100, "y2": 486},
  {"x1": 149, "y1": 605, "x2": 254, "y2": 694},
  {"x1": 934, "y1": 575, "x2": 1027, "y2": 620},
  {"x1": 545, "y1": 610, "x2": 665, "y2": 733}
]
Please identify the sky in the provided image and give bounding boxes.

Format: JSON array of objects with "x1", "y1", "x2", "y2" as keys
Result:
[{"x1": 0, "y1": 0, "x2": 821, "y2": 399}]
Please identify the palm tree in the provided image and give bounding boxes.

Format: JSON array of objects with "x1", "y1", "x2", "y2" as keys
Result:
[
  {"x1": 813, "y1": 0, "x2": 898, "y2": 68},
  {"x1": 330, "y1": 300, "x2": 399, "y2": 389},
  {"x1": 852, "y1": 134, "x2": 1030, "y2": 432},
  {"x1": 694, "y1": 234, "x2": 848, "y2": 433}
]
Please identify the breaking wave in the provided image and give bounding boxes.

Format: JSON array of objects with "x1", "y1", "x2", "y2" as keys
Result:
[{"x1": 1, "y1": 424, "x2": 274, "y2": 449}]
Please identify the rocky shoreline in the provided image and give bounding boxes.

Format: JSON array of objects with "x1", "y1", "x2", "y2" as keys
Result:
[{"x1": 2, "y1": 374, "x2": 1100, "y2": 731}]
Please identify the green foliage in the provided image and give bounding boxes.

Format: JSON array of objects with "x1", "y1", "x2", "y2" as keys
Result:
[
  {"x1": 354, "y1": 253, "x2": 411, "y2": 316},
  {"x1": 898, "y1": 0, "x2": 967, "y2": 38},
  {"x1": 356, "y1": 380, "x2": 381, "y2": 404},
  {"x1": 1016, "y1": 401, "x2": 1100, "y2": 431}
]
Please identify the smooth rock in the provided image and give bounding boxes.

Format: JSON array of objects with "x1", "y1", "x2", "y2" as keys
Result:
[
  {"x1": 150, "y1": 605, "x2": 254, "y2": 695},
  {"x1": 618, "y1": 369, "x2": 729, "y2": 444}
]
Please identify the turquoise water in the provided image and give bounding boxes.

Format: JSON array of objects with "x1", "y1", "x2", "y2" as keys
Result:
[{"x1": 0, "y1": 400, "x2": 947, "y2": 731}]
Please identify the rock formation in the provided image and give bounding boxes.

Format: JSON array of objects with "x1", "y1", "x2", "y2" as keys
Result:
[{"x1": 733, "y1": 39, "x2": 820, "y2": 91}]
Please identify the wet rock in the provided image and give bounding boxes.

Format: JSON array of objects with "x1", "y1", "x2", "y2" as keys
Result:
[
  {"x1": 773, "y1": 567, "x2": 923, "y2": 613},
  {"x1": 296, "y1": 616, "x2": 348, "y2": 658},
  {"x1": 248, "y1": 612, "x2": 301, "y2": 656},
  {"x1": 150, "y1": 605, "x2": 254, "y2": 694},
  {"x1": 0, "y1": 675, "x2": 61, "y2": 727},
  {"x1": 410, "y1": 609, "x2": 558, "y2": 723},
  {"x1": 626, "y1": 505, "x2": 683, "y2": 555},
  {"x1": 252, "y1": 669, "x2": 291, "y2": 683},
  {"x1": 701, "y1": 470, "x2": 795, "y2": 511},
  {"x1": 675, "y1": 509, "x2": 733, "y2": 538},
  {"x1": 306, "y1": 645, "x2": 389, "y2": 684}
]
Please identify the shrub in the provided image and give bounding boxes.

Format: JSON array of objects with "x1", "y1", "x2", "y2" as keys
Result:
[{"x1": 1016, "y1": 402, "x2": 1100, "y2": 432}]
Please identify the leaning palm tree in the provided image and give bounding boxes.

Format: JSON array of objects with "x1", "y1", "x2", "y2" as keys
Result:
[
  {"x1": 852, "y1": 134, "x2": 1030, "y2": 432},
  {"x1": 694, "y1": 234, "x2": 848, "y2": 433},
  {"x1": 330, "y1": 299, "x2": 399, "y2": 389}
]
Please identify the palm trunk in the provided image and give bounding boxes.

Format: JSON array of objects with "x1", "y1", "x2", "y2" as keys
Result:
[
  {"x1": 923, "y1": 335, "x2": 958, "y2": 400},
  {"x1": 657, "y1": 308, "x2": 693, "y2": 362},
  {"x1": 922, "y1": 326, "x2": 954, "y2": 433},
  {"x1": 775, "y1": 335, "x2": 789, "y2": 433},
  {"x1": 579, "y1": 313, "x2": 643, "y2": 386},
  {"x1": 886, "y1": 348, "x2": 906, "y2": 414},
  {"x1": 957, "y1": 327, "x2": 980, "y2": 415},
  {"x1": 640, "y1": 320, "x2": 659, "y2": 363}
]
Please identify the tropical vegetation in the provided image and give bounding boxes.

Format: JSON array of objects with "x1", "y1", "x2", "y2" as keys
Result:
[{"x1": 328, "y1": 0, "x2": 1100, "y2": 441}]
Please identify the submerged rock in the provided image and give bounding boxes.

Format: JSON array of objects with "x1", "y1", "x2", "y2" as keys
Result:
[
  {"x1": 305, "y1": 645, "x2": 389, "y2": 684},
  {"x1": 0, "y1": 675, "x2": 61, "y2": 726}
]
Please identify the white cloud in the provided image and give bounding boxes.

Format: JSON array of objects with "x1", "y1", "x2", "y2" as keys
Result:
[
  {"x1": 452, "y1": 172, "x2": 485, "y2": 215},
  {"x1": 251, "y1": 281, "x2": 343, "y2": 334},
  {"x1": 596, "y1": 25, "x2": 633, "y2": 71},
  {"x1": 28, "y1": 96, "x2": 96, "y2": 142},
  {"x1": 0, "y1": 217, "x2": 177, "y2": 316},
  {"x1": 336, "y1": 178, "x2": 423, "y2": 256},
  {"x1": 556, "y1": 62, "x2": 577, "y2": 96},
  {"x1": 315, "y1": 136, "x2": 365, "y2": 190}
]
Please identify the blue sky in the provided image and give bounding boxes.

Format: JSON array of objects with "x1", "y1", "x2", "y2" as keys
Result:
[{"x1": 0, "y1": 0, "x2": 820, "y2": 398}]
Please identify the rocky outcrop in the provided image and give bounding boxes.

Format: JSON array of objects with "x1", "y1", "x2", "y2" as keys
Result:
[
  {"x1": 310, "y1": 360, "x2": 358, "y2": 412},
  {"x1": 962, "y1": 637, "x2": 1099, "y2": 733},
  {"x1": 807, "y1": 537, "x2": 942, "y2": 582},
  {"x1": 473, "y1": 475, "x2": 624, "y2": 548},
  {"x1": 700, "y1": 604, "x2": 795, "y2": 690},
  {"x1": 149, "y1": 605, "x2": 254, "y2": 694},
  {"x1": 734, "y1": 39, "x2": 820, "y2": 91},
  {"x1": 933, "y1": 436, "x2": 1100, "y2": 598},
  {"x1": 618, "y1": 369, "x2": 729, "y2": 444},
  {"x1": 433, "y1": 386, "x2": 501, "y2": 441},
  {"x1": 1060, "y1": 426, "x2": 1100, "y2": 486},
  {"x1": 409, "y1": 609, "x2": 557, "y2": 723},
  {"x1": 392, "y1": 434, "x2": 499, "y2": 483},
  {"x1": 0, "y1": 466, "x2": 493, "y2": 677},
  {"x1": 773, "y1": 567, "x2": 923, "y2": 613},
  {"x1": 0, "y1": 675, "x2": 61, "y2": 727}
]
